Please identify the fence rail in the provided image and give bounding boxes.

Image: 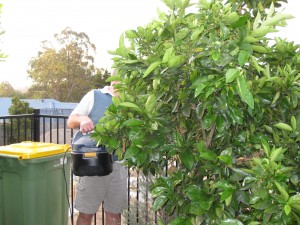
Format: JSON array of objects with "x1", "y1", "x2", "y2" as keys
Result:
[{"x1": 0, "y1": 111, "x2": 160, "y2": 225}]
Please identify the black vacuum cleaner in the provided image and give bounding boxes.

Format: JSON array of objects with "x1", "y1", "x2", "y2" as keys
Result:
[{"x1": 71, "y1": 131, "x2": 113, "y2": 177}]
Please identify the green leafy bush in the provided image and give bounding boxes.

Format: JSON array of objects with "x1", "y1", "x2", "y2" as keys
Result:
[{"x1": 92, "y1": 0, "x2": 300, "y2": 224}]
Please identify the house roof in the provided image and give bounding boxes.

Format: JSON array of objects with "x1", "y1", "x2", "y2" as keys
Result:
[
  {"x1": 0, "y1": 98, "x2": 12, "y2": 116},
  {"x1": 0, "y1": 97, "x2": 78, "y2": 116}
]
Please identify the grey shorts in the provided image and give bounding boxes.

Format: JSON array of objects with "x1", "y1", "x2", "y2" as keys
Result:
[{"x1": 74, "y1": 162, "x2": 128, "y2": 214}]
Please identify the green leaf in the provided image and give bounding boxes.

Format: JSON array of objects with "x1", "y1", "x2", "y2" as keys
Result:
[
  {"x1": 152, "y1": 195, "x2": 168, "y2": 211},
  {"x1": 216, "y1": 115, "x2": 226, "y2": 132},
  {"x1": 106, "y1": 75, "x2": 122, "y2": 82},
  {"x1": 261, "y1": 138, "x2": 270, "y2": 157},
  {"x1": 225, "y1": 68, "x2": 240, "y2": 83},
  {"x1": 191, "y1": 26, "x2": 204, "y2": 41},
  {"x1": 229, "y1": 107, "x2": 243, "y2": 125},
  {"x1": 136, "y1": 151, "x2": 148, "y2": 167},
  {"x1": 125, "y1": 29, "x2": 138, "y2": 38},
  {"x1": 168, "y1": 55, "x2": 186, "y2": 68},
  {"x1": 263, "y1": 14, "x2": 294, "y2": 26},
  {"x1": 121, "y1": 118, "x2": 143, "y2": 127},
  {"x1": 143, "y1": 61, "x2": 161, "y2": 78},
  {"x1": 106, "y1": 138, "x2": 119, "y2": 149},
  {"x1": 185, "y1": 185, "x2": 213, "y2": 210},
  {"x1": 238, "y1": 50, "x2": 250, "y2": 66},
  {"x1": 202, "y1": 111, "x2": 216, "y2": 129},
  {"x1": 162, "y1": 47, "x2": 174, "y2": 63},
  {"x1": 251, "y1": 26, "x2": 271, "y2": 38},
  {"x1": 236, "y1": 76, "x2": 254, "y2": 109},
  {"x1": 119, "y1": 102, "x2": 143, "y2": 113},
  {"x1": 116, "y1": 34, "x2": 129, "y2": 58},
  {"x1": 180, "y1": 151, "x2": 194, "y2": 170},
  {"x1": 274, "y1": 122, "x2": 293, "y2": 132},
  {"x1": 271, "y1": 91, "x2": 280, "y2": 105},
  {"x1": 121, "y1": 59, "x2": 139, "y2": 64},
  {"x1": 145, "y1": 94, "x2": 157, "y2": 112},
  {"x1": 220, "y1": 189, "x2": 234, "y2": 201},
  {"x1": 218, "y1": 155, "x2": 232, "y2": 165},
  {"x1": 215, "y1": 180, "x2": 236, "y2": 189},
  {"x1": 151, "y1": 186, "x2": 167, "y2": 197},
  {"x1": 212, "y1": 51, "x2": 221, "y2": 61},
  {"x1": 250, "y1": 55, "x2": 264, "y2": 72},
  {"x1": 189, "y1": 201, "x2": 206, "y2": 215},
  {"x1": 244, "y1": 36, "x2": 260, "y2": 43},
  {"x1": 252, "y1": 45, "x2": 268, "y2": 53},
  {"x1": 270, "y1": 147, "x2": 285, "y2": 162},
  {"x1": 124, "y1": 145, "x2": 139, "y2": 159},
  {"x1": 176, "y1": 27, "x2": 189, "y2": 40},
  {"x1": 253, "y1": 11, "x2": 261, "y2": 30},
  {"x1": 288, "y1": 195, "x2": 300, "y2": 211},
  {"x1": 194, "y1": 82, "x2": 208, "y2": 97},
  {"x1": 284, "y1": 204, "x2": 292, "y2": 215},
  {"x1": 232, "y1": 15, "x2": 248, "y2": 28},
  {"x1": 291, "y1": 116, "x2": 297, "y2": 131},
  {"x1": 264, "y1": 204, "x2": 280, "y2": 214},
  {"x1": 199, "y1": 149, "x2": 217, "y2": 161},
  {"x1": 274, "y1": 181, "x2": 289, "y2": 202}
]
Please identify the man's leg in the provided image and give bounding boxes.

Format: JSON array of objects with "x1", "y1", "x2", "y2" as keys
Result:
[
  {"x1": 103, "y1": 163, "x2": 128, "y2": 225},
  {"x1": 74, "y1": 176, "x2": 108, "y2": 225},
  {"x1": 76, "y1": 212, "x2": 94, "y2": 225},
  {"x1": 105, "y1": 211, "x2": 121, "y2": 225}
]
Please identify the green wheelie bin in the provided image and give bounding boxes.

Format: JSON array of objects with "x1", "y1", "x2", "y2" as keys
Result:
[{"x1": 0, "y1": 141, "x2": 71, "y2": 225}]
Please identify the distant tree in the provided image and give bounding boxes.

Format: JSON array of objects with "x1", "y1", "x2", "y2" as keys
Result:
[
  {"x1": 25, "y1": 83, "x2": 48, "y2": 99},
  {"x1": 7, "y1": 97, "x2": 34, "y2": 143},
  {"x1": 91, "y1": 68, "x2": 111, "y2": 89},
  {"x1": 0, "y1": 81, "x2": 15, "y2": 96},
  {"x1": 0, "y1": 81, "x2": 25, "y2": 97},
  {"x1": 0, "y1": 3, "x2": 7, "y2": 61},
  {"x1": 9, "y1": 97, "x2": 34, "y2": 115},
  {"x1": 28, "y1": 27, "x2": 101, "y2": 102}
]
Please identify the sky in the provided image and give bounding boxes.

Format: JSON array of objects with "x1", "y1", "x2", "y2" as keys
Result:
[{"x1": 0, "y1": 0, "x2": 299, "y2": 91}]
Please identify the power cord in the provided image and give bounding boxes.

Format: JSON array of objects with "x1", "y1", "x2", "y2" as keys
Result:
[{"x1": 63, "y1": 146, "x2": 73, "y2": 225}]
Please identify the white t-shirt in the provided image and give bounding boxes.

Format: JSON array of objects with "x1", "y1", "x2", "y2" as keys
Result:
[{"x1": 70, "y1": 86, "x2": 111, "y2": 116}]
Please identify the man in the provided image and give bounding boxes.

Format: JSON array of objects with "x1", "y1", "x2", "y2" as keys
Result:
[{"x1": 67, "y1": 78, "x2": 127, "y2": 225}]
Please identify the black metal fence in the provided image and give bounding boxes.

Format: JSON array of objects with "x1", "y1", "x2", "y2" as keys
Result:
[{"x1": 0, "y1": 111, "x2": 161, "y2": 225}]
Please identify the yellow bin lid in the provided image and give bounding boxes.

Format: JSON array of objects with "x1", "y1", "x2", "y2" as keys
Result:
[{"x1": 0, "y1": 141, "x2": 71, "y2": 160}]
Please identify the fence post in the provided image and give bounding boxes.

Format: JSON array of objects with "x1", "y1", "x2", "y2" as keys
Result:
[{"x1": 33, "y1": 109, "x2": 40, "y2": 142}]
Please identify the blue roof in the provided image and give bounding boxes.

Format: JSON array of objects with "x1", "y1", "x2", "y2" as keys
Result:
[
  {"x1": 0, "y1": 97, "x2": 78, "y2": 116},
  {"x1": 0, "y1": 98, "x2": 12, "y2": 116}
]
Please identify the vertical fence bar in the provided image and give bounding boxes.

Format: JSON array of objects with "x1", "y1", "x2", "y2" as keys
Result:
[
  {"x1": 3, "y1": 119, "x2": 6, "y2": 145},
  {"x1": 50, "y1": 117, "x2": 53, "y2": 142},
  {"x1": 17, "y1": 117, "x2": 20, "y2": 142},
  {"x1": 63, "y1": 119, "x2": 67, "y2": 144},
  {"x1": 127, "y1": 168, "x2": 131, "y2": 225},
  {"x1": 10, "y1": 119, "x2": 13, "y2": 144},
  {"x1": 24, "y1": 117, "x2": 27, "y2": 140},
  {"x1": 56, "y1": 117, "x2": 59, "y2": 144},
  {"x1": 146, "y1": 175, "x2": 149, "y2": 223},
  {"x1": 33, "y1": 109, "x2": 40, "y2": 142},
  {"x1": 42, "y1": 116, "x2": 46, "y2": 142},
  {"x1": 136, "y1": 170, "x2": 139, "y2": 224}
]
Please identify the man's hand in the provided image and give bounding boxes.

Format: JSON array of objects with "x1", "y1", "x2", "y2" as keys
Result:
[{"x1": 79, "y1": 116, "x2": 94, "y2": 134}]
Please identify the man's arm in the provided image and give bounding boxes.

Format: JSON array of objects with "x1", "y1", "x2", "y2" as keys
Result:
[
  {"x1": 67, "y1": 90, "x2": 94, "y2": 132},
  {"x1": 67, "y1": 114, "x2": 94, "y2": 133}
]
